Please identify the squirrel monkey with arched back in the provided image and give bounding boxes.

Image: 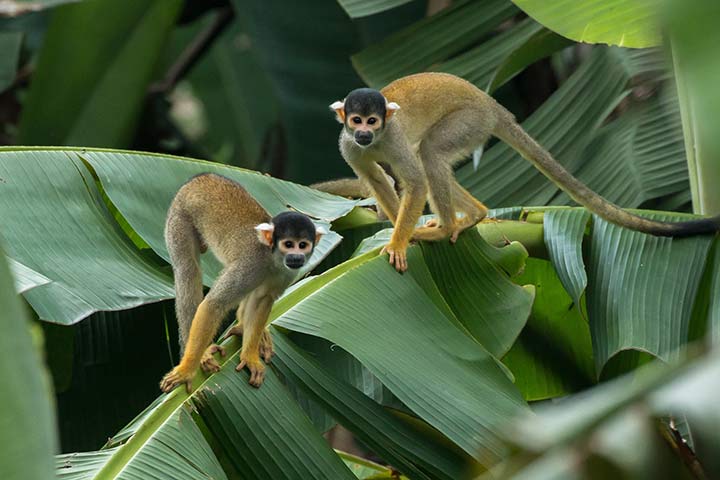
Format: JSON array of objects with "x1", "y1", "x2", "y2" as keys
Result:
[
  {"x1": 331, "y1": 72, "x2": 720, "y2": 272},
  {"x1": 160, "y1": 173, "x2": 326, "y2": 392}
]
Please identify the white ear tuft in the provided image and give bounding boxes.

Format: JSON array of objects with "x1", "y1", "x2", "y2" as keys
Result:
[
  {"x1": 329, "y1": 101, "x2": 344, "y2": 111},
  {"x1": 386, "y1": 101, "x2": 401, "y2": 111},
  {"x1": 315, "y1": 226, "x2": 328, "y2": 235},
  {"x1": 254, "y1": 223, "x2": 274, "y2": 232}
]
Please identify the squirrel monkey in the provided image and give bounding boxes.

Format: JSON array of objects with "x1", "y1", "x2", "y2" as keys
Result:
[
  {"x1": 160, "y1": 173, "x2": 326, "y2": 392},
  {"x1": 331, "y1": 72, "x2": 720, "y2": 272}
]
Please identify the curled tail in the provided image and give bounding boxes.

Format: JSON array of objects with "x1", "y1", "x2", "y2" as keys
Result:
[{"x1": 492, "y1": 112, "x2": 720, "y2": 237}]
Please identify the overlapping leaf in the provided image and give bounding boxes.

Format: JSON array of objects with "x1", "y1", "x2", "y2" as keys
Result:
[
  {"x1": 502, "y1": 258, "x2": 595, "y2": 401},
  {"x1": 0, "y1": 147, "x2": 361, "y2": 324},
  {"x1": 0, "y1": 149, "x2": 175, "y2": 324},
  {"x1": 0, "y1": 248, "x2": 57, "y2": 480},
  {"x1": 587, "y1": 214, "x2": 715, "y2": 374}
]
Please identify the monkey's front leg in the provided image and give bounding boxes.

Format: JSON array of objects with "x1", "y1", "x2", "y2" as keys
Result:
[
  {"x1": 223, "y1": 299, "x2": 274, "y2": 364},
  {"x1": 383, "y1": 184, "x2": 427, "y2": 272}
]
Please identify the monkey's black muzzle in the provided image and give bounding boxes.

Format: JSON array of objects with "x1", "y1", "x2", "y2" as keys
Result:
[
  {"x1": 284, "y1": 254, "x2": 306, "y2": 270},
  {"x1": 354, "y1": 132, "x2": 373, "y2": 146}
]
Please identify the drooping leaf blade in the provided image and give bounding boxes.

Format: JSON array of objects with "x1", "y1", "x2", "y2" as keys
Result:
[
  {"x1": 272, "y1": 331, "x2": 472, "y2": 480},
  {"x1": 511, "y1": 0, "x2": 660, "y2": 48},
  {"x1": 587, "y1": 213, "x2": 715, "y2": 375},
  {"x1": 0, "y1": 149, "x2": 175, "y2": 325}
]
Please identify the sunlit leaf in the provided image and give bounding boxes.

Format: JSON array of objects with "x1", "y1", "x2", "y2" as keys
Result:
[{"x1": 511, "y1": 0, "x2": 660, "y2": 48}]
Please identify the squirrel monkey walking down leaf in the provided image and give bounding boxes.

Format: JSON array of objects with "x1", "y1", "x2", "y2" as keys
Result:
[
  {"x1": 332, "y1": 72, "x2": 720, "y2": 273},
  {"x1": 160, "y1": 173, "x2": 326, "y2": 392}
]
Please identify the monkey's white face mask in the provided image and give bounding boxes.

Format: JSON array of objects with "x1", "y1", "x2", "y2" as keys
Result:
[
  {"x1": 255, "y1": 222, "x2": 328, "y2": 270},
  {"x1": 330, "y1": 99, "x2": 401, "y2": 148}
]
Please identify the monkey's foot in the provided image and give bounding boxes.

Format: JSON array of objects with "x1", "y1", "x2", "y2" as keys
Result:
[
  {"x1": 223, "y1": 325, "x2": 274, "y2": 363},
  {"x1": 259, "y1": 329, "x2": 274, "y2": 363},
  {"x1": 381, "y1": 242, "x2": 408, "y2": 272},
  {"x1": 200, "y1": 344, "x2": 226, "y2": 373},
  {"x1": 422, "y1": 218, "x2": 439, "y2": 228},
  {"x1": 160, "y1": 366, "x2": 194, "y2": 394},
  {"x1": 412, "y1": 225, "x2": 452, "y2": 242},
  {"x1": 237, "y1": 354, "x2": 266, "y2": 388}
]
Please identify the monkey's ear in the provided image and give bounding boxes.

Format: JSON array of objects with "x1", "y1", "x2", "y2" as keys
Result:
[
  {"x1": 330, "y1": 100, "x2": 345, "y2": 123},
  {"x1": 254, "y1": 223, "x2": 274, "y2": 247},
  {"x1": 385, "y1": 101, "x2": 400, "y2": 121},
  {"x1": 315, "y1": 226, "x2": 328, "y2": 245}
]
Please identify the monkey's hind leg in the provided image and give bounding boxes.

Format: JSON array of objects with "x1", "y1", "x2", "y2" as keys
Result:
[
  {"x1": 165, "y1": 209, "x2": 205, "y2": 353},
  {"x1": 223, "y1": 298, "x2": 274, "y2": 363},
  {"x1": 449, "y1": 183, "x2": 489, "y2": 242},
  {"x1": 414, "y1": 108, "x2": 491, "y2": 243},
  {"x1": 233, "y1": 289, "x2": 274, "y2": 387}
]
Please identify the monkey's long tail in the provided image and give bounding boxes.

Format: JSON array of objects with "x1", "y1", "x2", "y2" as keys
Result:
[
  {"x1": 310, "y1": 178, "x2": 373, "y2": 198},
  {"x1": 493, "y1": 114, "x2": 720, "y2": 237}
]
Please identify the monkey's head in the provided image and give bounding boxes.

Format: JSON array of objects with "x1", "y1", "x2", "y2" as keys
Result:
[
  {"x1": 255, "y1": 212, "x2": 327, "y2": 270},
  {"x1": 330, "y1": 88, "x2": 400, "y2": 148}
]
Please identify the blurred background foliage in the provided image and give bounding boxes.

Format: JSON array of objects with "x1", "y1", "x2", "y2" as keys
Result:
[{"x1": 1, "y1": 0, "x2": 719, "y2": 479}]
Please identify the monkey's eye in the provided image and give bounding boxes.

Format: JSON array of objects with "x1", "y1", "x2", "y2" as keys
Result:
[
  {"x1": 351, "y1": 116, "x2": 362, "y2": 124},
  {"x1": 284, "y1": 241, "x2": 294, "y2": 249},
  {"x1": 367, "y1": 117, "x2": 377, "y2": 125},
  {"x1": 299, "y1": 241, "x2": 308, "y2": 249}
]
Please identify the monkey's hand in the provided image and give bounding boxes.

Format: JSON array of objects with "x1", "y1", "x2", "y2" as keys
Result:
[
  {"x1": 200, "y1": 344, "x2": 226, "y2": 373},
  {"x1": 237, "y1": 352, "x2": 266, "y2": 388},
  {"x1": 160, "y1": 366, "x2": 194, "y2": 394},
  {"x1": 381, "y1": 242, "x2": 408, "y2": 273}
]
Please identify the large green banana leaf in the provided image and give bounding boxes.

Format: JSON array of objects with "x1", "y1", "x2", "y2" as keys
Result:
[
  {"x1": 538, "y1": 207, "x2": 718, "y2": 375},
  {"x1": 0, "y1": 148, "x2": 358, "y2": 324},
  {"x1": 52, "y1": 232, "x2": 531, "y2": 477},
  {"x1": 0, "y1": 146, "x2": 707, "y2": 477},
  {"x1": 0, "y1": 247, "x2": 57, "y2": 480}
]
